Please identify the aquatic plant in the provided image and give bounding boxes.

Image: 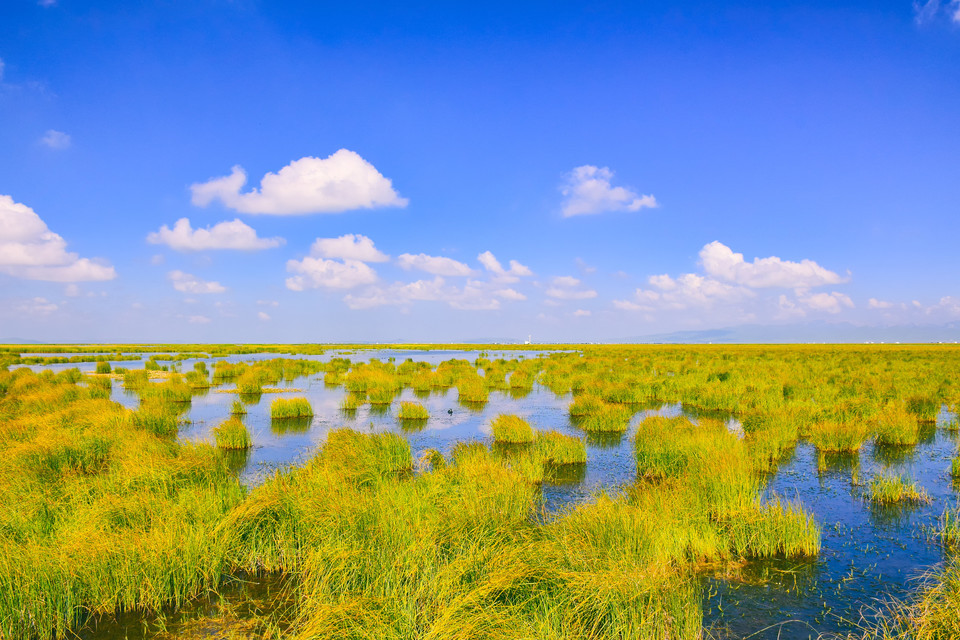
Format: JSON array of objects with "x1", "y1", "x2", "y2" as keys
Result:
[
  {"x1": 214, "y1": 417, "x2": 252, "y2": 449},
  {"x1": 535, "y1": 430, "x2": 586, "y2": 464},
  {"x1": 569, "y1": 394, "x2": 606, "y2": 417},
  {"x1": 397, "y1": 401, "x2": 428, "y2": 420},
  {"x1": 270, "y1": 397, "x2": 313, "y2": 419},
  {"x1": 94, "y1": 361, "x2": 112, "y2": 374},
  {"x1": 491, "y1": 414, "x2": 535, "y2": 443},
  {"x1": 230, "y1": 400, "x2": 247, "y2": 415},
  {"x1": 579, "y1": 404, "x2": 633, "y2": 432},
  {"x1": 874, "y1": 401, "x2": 919, "y2": 446},
  {"x1": 808, "y1": 419, "x2": 871, "y2": 453},
  {"x1": 868, "y1": 471, "x2": 930, "y2": 505}
]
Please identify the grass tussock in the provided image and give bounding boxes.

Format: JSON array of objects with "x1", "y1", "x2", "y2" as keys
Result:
[
  {"x1": 808, "y1": 419, "x2": 871, "y2": 453},
  {"x1": 396, "y1": 401, "x2": 428, "y2": 420},
  {"x1": 868, "y1": 471, "x2": 931, "y2": 505},
  {"x1": 491, "y1": 414, "x2": 535, "y2": 443},
  {"x1": 214, "y1": 417, "x2": 252, "y2": 450},
  {"x1": 270, "y1": 397, "x2": 313, "y2": 420},
  {"x1": 873, "y1": 401, "x2": 920, "y2": 447}
]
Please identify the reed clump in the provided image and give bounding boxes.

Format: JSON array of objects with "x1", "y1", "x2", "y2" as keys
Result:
[
  {"x1": 491, "y1": 414, "x2": 535, "y2": 443},
  {"x1": 396, "y1": 401, "x2": 428, "y2": 420},
  {"x1": 874, "y1": 401, "x2": 920, "y2": 447},
  {"x1": 868, "y1": 471, "x2": 931, "y2": 505},
  {"x1": 270, "y1": 397, "x2": 313, "y2": 419},
  {"x1": 579, "y1": 404, "x2": 633, "y2": 433},
  {"x1": 230, "y1": 400, "x2": 247, "y2": 415},
  {"x1": 808, "y1": 419, "x2": 871, "y2": 453},
  {"x1": 535, "y1": 430, "x2": 586, "y2": 464},
  {"x1": 214, "y1": 417, "x2": 252, "y2": 450}
]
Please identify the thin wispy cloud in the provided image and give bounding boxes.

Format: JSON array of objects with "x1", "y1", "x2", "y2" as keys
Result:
[{"x1": 40, "y1": 129, "x2": 71, "y2": 149}]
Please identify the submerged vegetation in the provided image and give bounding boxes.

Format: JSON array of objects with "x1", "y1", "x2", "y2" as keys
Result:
[{"x1": 2, "y1": 343, "x2": 960, "y2": 638}]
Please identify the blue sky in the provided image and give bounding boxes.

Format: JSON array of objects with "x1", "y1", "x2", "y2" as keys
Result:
[{"x1": 1, "y1": 0, "x2": 958, "y2": 342}]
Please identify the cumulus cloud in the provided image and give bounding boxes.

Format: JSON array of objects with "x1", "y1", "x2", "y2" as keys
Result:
[
  {"x1": 147, "y1": 218, "x2": 284, "y2": 251},
  {"x1": 0, "y1": 194, "x2": 116, "y2": 282},
  {"x1": 286, "y1": 257, "x2": 377, "y2": 291},
  {"x1": 913, "y1": 0, "x2": 960, "y2": 23},
  {"x1": 560, "y1": 165, "x2": 657, "y2": 217},
  {"x1": 700, "y1": 241, "x2": 846, "y2": 289},
  {"x1": 188, "y1": 315, "x2": 211, "y2": 324},
  {"x1": 344, "y1": 277, "x2": 506, "y2": 311},
  {"x1": 311, "y1": 234, "x2": 389, "y2": 262},
  {"x1": 868, "y1": 298, "x2": 898, "y2": 310},
  {"x1": 168, "y1": 270, "x2": 226, "y2": 294},
  {"x1": 477, "y1": 251, "x2": 533, "y2": 283},
  {"x1": 398, "y1": 253, "x2": 474, "y2": 277},
  {"x1": 258, "y1": 311, "x2": 271, "y2": 321},
  {"x1": 546, "y1": 276, "x2": 598, "y2": 300},
  {"x1": 494, "y1": 288, "x2": 527, "y2": 301},
  {"x1": 190, "y1": 150, "x2": 408, "y2": 215},
  {"x1": 40, "y1": 130, "x2": 71, "y2": 149},
  {"x1": 798, "y1": 291, "x2": 855, "y2": 314},
  {"x1": 573, "y1": 309, "x2": 592, "y2": 317}
]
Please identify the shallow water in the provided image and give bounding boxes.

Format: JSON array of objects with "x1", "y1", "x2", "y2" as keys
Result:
[{"x1": 25, "y1": 349, "x2": 960, "y2": 638}]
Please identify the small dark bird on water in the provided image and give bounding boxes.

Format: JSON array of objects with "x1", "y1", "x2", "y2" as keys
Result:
[{"x1": 447, "y1": 409, "x2": 453, "y2": 415}]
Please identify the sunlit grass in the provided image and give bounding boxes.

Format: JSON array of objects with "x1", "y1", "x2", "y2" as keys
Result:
[
  {"x1": 396, "y1": 401, "x2": 428, "y2": 420},
  {"x1": 868, "y1": 471, "x2": 930, "y2": 505},
  {"x1": 214, "y1": 417, "x2": 252, "y2": 450},
  {"x1": 270, "y1": 397, "x2": 313, "y2": 419},
  {"x1": 491, "y1": 414, "x2": 534, "y2": 443}
]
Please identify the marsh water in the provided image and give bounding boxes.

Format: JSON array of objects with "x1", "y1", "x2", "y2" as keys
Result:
[{"x1": 25, "y1": 350, "x2": 960, "y2": 639}]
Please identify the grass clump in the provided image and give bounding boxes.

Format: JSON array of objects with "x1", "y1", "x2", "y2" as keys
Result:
[
  {"x1": 868, "y1": 471, "x2": 931, "y2": 505},
  {"x1": 569, "y1": 394, "x2": 606, "y2": 417},
  {"x1": 535, "y1": 430, "x2": 586, "y2": 464},
  {"x1": 94, "y1": 361, "x2": 111, "y2": 374},
  {"x1": 808, "y1": 419, "x2": 871, "y2": 453},
  {"x1": 491, "y1": 414, "x2": 535, "y2": 443},
  {"x1": 579, "y1": 404, "x2": 633, "y2": 433},
  {"x1": 874, "y1": 401, "x2": 919, "y2": 446},
  {"x1": 214, "y1": 417, "x2": 252, "y2": 450},
  {"x1": 397, "y1": 401, "x2": 428, "y2": 420},
  {"x1": 270, "y1": 397, "x2": 313, "y2": 419},
  {"x1": 230, "y1": 400, "x2": 247, "y2": 415}
]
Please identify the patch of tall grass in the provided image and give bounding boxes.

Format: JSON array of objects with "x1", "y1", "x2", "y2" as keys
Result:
[
  {"x1": 214, "y1": 417, "x2": 252, "y2": 450},
  {"x1": 808, "y1": 419, "x2": 871, "y2": 453},
  {"x1": 867, "y1": 471, "x2": 931, "y2": 505},
  {"x1": 270, "y1": 397, "x2": 313, "y2": 419},
  {"x1": 491, "y1": 414, "x2": 535, "y2": 443},
  {"x1": 874, "y1": 401, "x2": 919, "y2": 446},
  {"x1": 396, "y1": 401, "x2": 428, "y2": 420}
]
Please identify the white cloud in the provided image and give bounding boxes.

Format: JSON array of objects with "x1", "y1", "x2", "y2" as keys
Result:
[
  {"x1": 700, "y1": 241, "x2": 846, "y2": 289},
  {"x1": 258, "y1": 311, "x2": 271, "y2": 321},
  {"x1": 398, "y1": 253, "x2": 474, "y2": 276},
  {"x1": 40, "y1": 130, "x2": 70, "y2": 150},
  {"x1": 17, "y1": 297, "x2": 58, "y2": 315},
  {"x1": 190, "y1": 150, "x2": 408, "y2": 215},
  {"x1": 915, "y1": 0, "x2": 941, "y2": 24},
  {"x1": 797, "y1": 291, "x2": 855, "y2": 314},
  {"x1": 286, "y1": 258, "x2": 377, "y2": 291},
  {"x1": 0, "y1": 58, "x2": 5, "y2": 83},
  {"x1": 621, "y1": 274, "x2": 752, "y2": 312},
  {"x1": 257, "y1": 299, "x2": 279, "y2": 307},
  {"x1": 478, "y1": 251, "x2": 533, "y2": 283},
  {"x1": 147, "y1": 218, "x2": 284, "y2": 251},
  {"x1": 612, "y1": 299, "x2": 643, "y2": 311},
  {"x1": 560, "y1": 165, "x2": 657, "y2": 217},
  {"x1": 546, "y1": 275, "x2": 598, "y2": 300},
  {"x1": 575, "y1": 257, "x2": 597, "y2": 274},
  {"x1": 343, "y1": 277, "x2": 519, "y2": 311},
  {"x1": 168, "y1": 270, "x2": 226, "y2": 294},
  {"x1": 868, "y1": 298, "x2": 898, "y2": 310},
  {"x1": 188, "y1": 315, "x2": 211, "y2": 324},
  {"x1": 494, "y1": 288, "x2": 526, "y2": 301},
  {"x1": 311, "y1": 234, "x2": 389, "y2": 262},
  {"x1": 64, "y1": 284, "x2": 80, "y2": 297},
  {"x1": 0, "y1": 194, "x2": 116, "y2": 282},
  {"x1": 648, "y1": 274, "x2": 677, "y2": 291},
  {"x1": 552, "y1": 275, "x2": 581, "y2": 288},
  {"x1": 573, "y1": 309, "x2": 592, "y2": 317}
]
